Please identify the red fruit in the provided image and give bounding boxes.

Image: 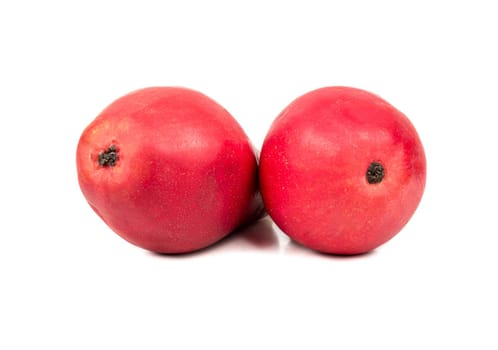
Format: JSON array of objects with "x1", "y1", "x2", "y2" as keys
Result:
[
  {"x1": 260, "y1": 87, "x2": 426, "y2": 255},
  {"x1": 77, "y1": 87, "x2": 263, "y2": 254}
]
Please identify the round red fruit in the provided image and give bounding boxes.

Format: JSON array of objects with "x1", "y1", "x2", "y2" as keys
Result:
[
  {"x1": 77, "y1": 87, "x2": 263, "y2": 254},
  {"x1": 259, "y1": 86, "x2": 426, "y2": 255}
]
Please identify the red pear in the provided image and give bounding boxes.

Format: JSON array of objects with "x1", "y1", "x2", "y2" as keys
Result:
[
  {"x1": 77, "y1": 87, "x2": 263, "y2": 253},
  {"x1": 260, "y1": 86, "x2": 426, "y2": 255}
]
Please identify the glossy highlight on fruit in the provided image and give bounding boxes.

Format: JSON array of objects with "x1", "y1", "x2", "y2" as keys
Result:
[
  {"x1": 259, "y1": 86, "x2": 426, "y2": 255},
  {"x1": 77, "y1": 87, "x2": 263, "y2": 254}
]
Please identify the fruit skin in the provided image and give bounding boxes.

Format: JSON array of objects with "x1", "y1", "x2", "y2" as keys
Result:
[
  {"x1": 77, "y1": 87, "x2": 264, "y2": 254},
  {"x1": 260, "y1": 86, "x2": 426, "y2": 255}
]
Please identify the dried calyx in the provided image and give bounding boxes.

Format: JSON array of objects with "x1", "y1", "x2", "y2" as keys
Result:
[
  {"x1": 98, "y1": 145, "x2": 118, "y2": 167},
  {"x1": 366, "y1": 161, "x2": 384, "y2": 184}
]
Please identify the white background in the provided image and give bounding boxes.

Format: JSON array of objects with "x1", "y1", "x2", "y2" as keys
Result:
[{"x1": 1, "y1": 0, "x2": 497, "y2": 349}]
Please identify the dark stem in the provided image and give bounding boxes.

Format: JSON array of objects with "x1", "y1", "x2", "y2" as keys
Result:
[
  {"x1": 366, "y1": 162, "x2": 384, "y2": 184},
  {"x1": 98, "y1": 145, "x2": 118, "y2": 167}
]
